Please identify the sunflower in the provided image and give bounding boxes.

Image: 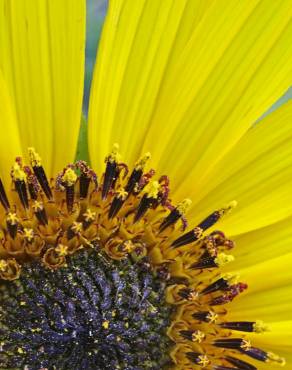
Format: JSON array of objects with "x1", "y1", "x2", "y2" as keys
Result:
[{"x1": 0, "y1": 0, "x2": 291, "y2": 369}]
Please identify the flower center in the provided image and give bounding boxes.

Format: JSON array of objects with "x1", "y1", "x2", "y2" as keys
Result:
[
  {"x1": 0, "y1": 250, "x2": 173, "y2": 369},
  {"x1": 0, "y1": 145, "x2": 285, "y2": 369}
]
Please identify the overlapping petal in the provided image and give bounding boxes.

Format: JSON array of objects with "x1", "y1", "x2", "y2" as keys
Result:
[{"x1": 0, "y1": 0, "x2": 86, "y2": 176}]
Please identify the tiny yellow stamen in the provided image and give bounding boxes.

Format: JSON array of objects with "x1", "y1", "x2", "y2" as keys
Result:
[
  {"x1": 23, "y1": 228, "x2": 34, "y2": 242},
  {"x1": 176, "y1": 198, "x2": 192, "y2": 215},
  {"x1": 240, "y1": 339, "x2": 252, "y2": 351},
  {"x1": 12, "y1": 163, "x2": 26, "y2": 182},
  {"x1": 191, "y1": 330, "x2": 205, "y2": 343},
  {"x1": 253, "y1": 320, "x2": 270, "y2": 333},
  {"x1": 7, "y1": 212, "x2": 19, "y2": 225},
  {"x1": 83, "y1": 209, "x2": 96, "y2": 223},
  {"x1": 267, "y1": 352, "x2": 286, "y2": 366},
  {"x1": 116, "y1": 188, "x2": 128, "y2": 200},
  {"x1": 134, "y1": 152, "x2": 151, "y2": 171},
  {"x1": 55, "y1": 244, "x2": 69, "y2": 257},
  {"x1": 0, "y1": 260, "x2": 8, "y2": 272},
  {"x1": 146, "y1": 181, "x2": 160, "y2": 199},
  {"x1": 197, "y1": 354, "x2": 209, "y2": 367},
  {"x1": 71, "y1": 222, "x2": 82, "y2": 235},
  {"x1": 32, "y1": 201, "x2": 44, "y2": 212},
  {"x1": 107, "y1": 143, "x2": 121, "y2": 163},
  {"x1": 102, "y1": 321, "x2": 109, "y2": 329},
  {"x1": 28, "y1": 147, "x2": 42, "y2": 166},
  {"x1": 223, "y1": 273, "x2": 239, "y2": 285},
  {"x1": 62, "y1": 168, "x2": 77, "y2": 186},
  {"x1": 206, "y1": 311, "x2": 218, "y2": 323},
  {"x1": 219, "y1": 200, "x2": 238, "y2": 216},
  {"x1": 215, "y1": 253, "x2": 235, "y2": 267}
]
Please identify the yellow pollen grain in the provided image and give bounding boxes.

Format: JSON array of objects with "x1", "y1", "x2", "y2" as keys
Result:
[
  {"x1": 17, "y1": 347, "x2": 24, "y2": 354},
  {"x1": 28, "y1": 147, "x2": 42, "y2": 166},
  {"x1": 146, "y1": 181, "x2": 160, "y2": 199},
  {"x1": 116, "y1": 188, "x2": 128, "y2": 200},
  {"x1": 62, "y1": 168, "x2": 77, "y2": 186},
  {"x1": 0, "y1": 260, "x2": 8, "y2": 272},
  {"x1": 7, "y1": 212, "x2": 19, "y2": 225},
  {"x1": 223, "y1": 273, "x2": 239, "y2": 285},
  {"x1": 197, "y1": 354, "x2": 209, "y2": 367},
  {"x1": 83, "y1": 209, "x2": 96, "y2": 222},
  {"x1": 253, "y1": 320, "x2": 270, "y2": 333},
  {"x1": 32, "y1": 201, "x2": 44, "y2": 212},
  {"x1": 72, "y1": 222, "x2": 82, "y2": 234},
  {"x1": 102, "y1": 321, "x2": 109, "y2": 329},
  {"x1": 176, "y1": 198, "x2": 192, "y2": 215},
  {"x1": 134, "y1": 152, "x2": 151, "y2": 171},
  {"x1": 55, "y1": 244, "x2": 69, "y2": 257},
  {"x1": 191, "y1": 330, "x2": 205, "y2": 343},
  {"x1": 12, "y1": 162, "x2": 26, "y2": 182},
  {"x1": 241, "y1": 339, "x2": 252, "y2": 351},
  {"x1": 207, "y1": 311, "x2": 218, "y2": 323},
  {"x1": 107, "y1": 143, "x2": 121, "y2": 163},
  {"x1": 187, "y1": 290, "x2": 198, "y2": 301},
  {"x1": 23, "y1": 228, "x2": 34, "y2": 242},
  {"x1": 267, "y1": 352, "x2": 286, "y2": 366},
  {"x1": 215, "y1": 253, "x2": 235, "y2": 267}
]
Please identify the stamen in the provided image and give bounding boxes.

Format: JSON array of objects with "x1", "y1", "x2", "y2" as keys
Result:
[
  {"x1": 125, "y1": 152, "x2": 151, "y2": 195},
  {"x1": 201, "y1": 274, "x2": 239, "y2": 295},
  {"x1": 225, "y1": 356, "x2": 257, "y2": 370},
  {"x1": 159, "y1": 199, "x2": 192, "y2": 232},
  {"x1": 178, "y1": 287, "x2": 198, "y2": 301},
  {"x1": 220, "y1": 321, "x2": 269, "y2": 333},
  {"x1": 190, "y1": 252, "x2": 234, "y2": 270},
  {"x1": 102, "y1": 143, "x2": 120, "y2": 200},
  {"x1": 11, "y1": 162, "x2": 29, "y2": 209},
  {"x1": 134, "y1": 181, "x2": 160, "y2": 223},
  {"x1": 186, "y1": 353, "x2": 210, "y2": 367},
  {"x1": 171, "y1": 201, "x2": 237, "y2": 248},
  {"x1": 62, "y1": 168, "x2": 77, "y2": 213},
  {"x1": 6, "y1": 212, "x2": 19, "y2": 238},
  {"x1": 76, "y1": 160, "x2": 98, "y2": 198},
  {"x1": 179, "y1": 329, "x2": 205, "y2": 343},
  {"x1": 108, "y1": 188, "x2": 128, "y2": 219},
  {"x1": 0, "y1": 178, "x2": 10, "y2": 210},
  {"x1": 213, "y1": 338, "x2": 251, "y2": 351},
  {"x1": 192, "y1": 311, "x2": 218, "y2": 323},
  {"x1": 28, "y1": 147, "x2": 52, "y2": 199},
  {"x1": 32, "y1": 201, "x2": 48, "y2": 225}
]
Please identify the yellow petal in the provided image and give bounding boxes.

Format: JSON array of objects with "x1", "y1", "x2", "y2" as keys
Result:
[
  {"x1": 185, "y1": 100, "x2": 292, "y2": 235},
  {"x1": 230, "y1": 216, "x2": 292, "y2": 270},
  {"x1": 88, "y1": 0, "x2": 292, "y2": 185},
  {"x1": 0, "y1": 70, "x2": 22, "y2": 185},
  {"x1": 0, "y1": 0, "x2": 85, "y2": 176},
  {"x1": 88, "y1": 0, "x2": 214, "y2": 170}
]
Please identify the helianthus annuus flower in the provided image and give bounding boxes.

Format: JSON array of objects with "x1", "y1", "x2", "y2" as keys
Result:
[{"x1": 0, "y1": 0, "x2": 291, "y2": 369}]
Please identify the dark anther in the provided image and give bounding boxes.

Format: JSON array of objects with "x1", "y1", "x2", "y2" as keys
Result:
[
  {"x1": 15, "y1": 180, "x2": 29, "y2": 209},
  {"x1": 65, "y1": 185, "x2": 75, "y2": 213},
  {"x1": 0, "y1": 179, "x2": 10, "y2": 211},
  {"x1": 125, "y1": 168, "x2": 143, "y2": 195},
  {"x1": 79, "y1": 173, "x2": 91, "y2": 198},
  {"x1": 134, "y1": 194, "x2": 155, "y2": 223},
  {"x1": 220, "y1": 321, "x2": 255, "y2": 333},
  {"x1": 6, "y1": 219, "x2": 18, "y2": 239},
  {"x1": 102, "y1": 161, "x2": 117, "y2": 200},
  {"x1": 192, "y1": 311, "x2": 214, "y2": 323},
  {"x1": 242, "y1": 348, "x2": 268, "y2": 362},
  {"x1": 201, "y1": 277, "x2": 230, "y2": 295},
  {"x1": 225, "y1": 356, "x2": 257, "y2": 370},
  {"x1": 213, "y1": 338, "x2": 248, "y2": 350},
  {"x1": 108, "y1": 196, "x2": 124, "y2": 219},
  {"x1": 198, "y1": 210, "x2": 221, "y2": 230},
  {"x1": 33, "y1": 165, "x2": 52, "y2": 200},
  {"x1": 28, "y1": 182, "x2": 38, "y2": 200},
  {"x1": 34, "y1": 207, "x2": 48, "y2": 226},
  {"x1": 171, "y1": 227, "x2": 202, "y2": 248},
  {"x1": 159, "y1": 208, "x2": 181, "y2": 232},
  {"x1": 190, "y1": 254, "x2": 217, "y2": 270}
]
